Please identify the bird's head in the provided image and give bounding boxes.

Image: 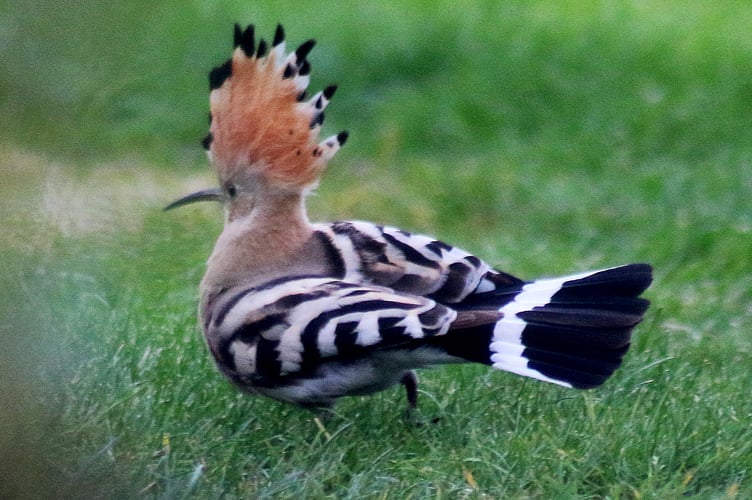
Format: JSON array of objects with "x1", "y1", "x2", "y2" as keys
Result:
[{"x1": 166, "y1": 23, "x2": 347, "y2": 222}]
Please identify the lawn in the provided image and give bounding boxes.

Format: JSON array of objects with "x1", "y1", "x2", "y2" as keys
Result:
[{"x1": 1, "y1": 1, "x2": 751, "y2": 498}]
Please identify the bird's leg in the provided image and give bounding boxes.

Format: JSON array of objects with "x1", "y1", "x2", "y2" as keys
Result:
[
  {"x1": 400, "y1": 370, "x2": 419, "y2": 410},
  {"x1": 400, "y1": 370, "x2": 440, "y2": 425}
]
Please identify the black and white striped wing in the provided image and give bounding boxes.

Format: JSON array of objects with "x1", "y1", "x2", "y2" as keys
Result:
[
  {"x1": 205, "y1": 276, "x2": 457, "y2": 384},
  {"x1": 315, "y1": 221, "x2": 523, "y2": 303}
]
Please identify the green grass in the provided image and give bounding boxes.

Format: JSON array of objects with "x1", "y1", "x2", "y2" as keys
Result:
[{"x1": 2, "y1": 1, "x2": 751, "y2": 498}]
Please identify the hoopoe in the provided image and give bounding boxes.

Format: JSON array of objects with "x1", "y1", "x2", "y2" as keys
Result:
[{"x1": 167, "y1": 24, "x2": 652, "y2": 410}]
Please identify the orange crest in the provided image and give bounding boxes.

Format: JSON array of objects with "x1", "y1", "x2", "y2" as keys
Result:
[{"x1": 203, "y1": 24, "x2": 347, "y2": 188}]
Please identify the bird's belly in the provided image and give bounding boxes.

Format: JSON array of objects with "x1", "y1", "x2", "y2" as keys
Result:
[{"x1": 252, "y1": 356, "x2": 408, "y2": 407}]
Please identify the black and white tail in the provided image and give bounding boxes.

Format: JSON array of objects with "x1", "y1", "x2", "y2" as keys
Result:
[{"x1": 439, "y1": 263, "x2": 652, "y2": 389}]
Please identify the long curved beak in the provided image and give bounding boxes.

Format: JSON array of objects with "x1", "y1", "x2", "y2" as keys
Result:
[{"x1": 164, "y1": 188, "x2": 224, "y2": 211}]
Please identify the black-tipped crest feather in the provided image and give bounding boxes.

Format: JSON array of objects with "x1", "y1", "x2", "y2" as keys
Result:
[
  {"x1": 273, "y1": 24, "x2": 285, "y2": 46},
  {"x1": 323, "y1": 85, "x2": 337, "y2": 99},
  {"x1": 256, "y1": 39, "x2": 267, "y2": 58},
  {"x1": 295, "y1": 39, "x2": 316, "y2": 61},
  {"x1": 238, "y1": 24, "x2": 255, "y2": 57},
  {"x1": 209, "y1": 59, "x2": 232, "y2": 90},
  {"x1": 299, "y1": 60, "x2": 311, "y2": 76},
  {"x1": 233, "y1": 24, "x2": 242, "y2": 48}
]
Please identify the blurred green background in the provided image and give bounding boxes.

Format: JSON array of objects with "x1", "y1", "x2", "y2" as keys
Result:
[{"x1": 1, "y1": 1, "x2": 751, "y2": 498}]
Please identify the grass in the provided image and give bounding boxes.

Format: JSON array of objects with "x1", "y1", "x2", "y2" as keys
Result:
[{"x1": 2, "y1": 0, "x2": 751, "y2": 497}]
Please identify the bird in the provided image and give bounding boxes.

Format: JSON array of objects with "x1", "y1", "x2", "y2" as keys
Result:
[{"x1": 166, "y1": 23, "x2": 653, "y2": 411}]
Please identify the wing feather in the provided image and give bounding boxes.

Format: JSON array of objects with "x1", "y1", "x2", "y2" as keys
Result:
[
  {"x1": 209, "y1": 276, "x2": 456, "y2": 380},
  {"x1": 314, "y1": 221, "x2": 521, "y2": 303}
]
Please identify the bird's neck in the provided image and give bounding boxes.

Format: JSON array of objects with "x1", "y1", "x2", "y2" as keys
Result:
[{"x1": 200, "y1": 190, "x2": 315, "y2": 294}]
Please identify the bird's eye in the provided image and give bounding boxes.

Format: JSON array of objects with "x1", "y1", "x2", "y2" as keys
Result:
[{"x1": 227, "y1": 184, "x2": 237, "y2": 198}]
